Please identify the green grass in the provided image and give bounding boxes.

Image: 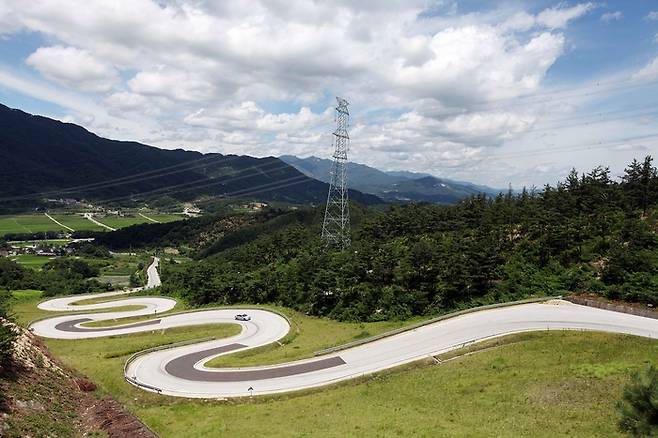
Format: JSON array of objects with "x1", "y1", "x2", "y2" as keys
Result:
[
  {"x1": 0, "y1": 212, "x2": 181, "y2": 236},
  {"x1": 140, "y1": 214, "x2": 184, "y2": 224},
  {"x1": 12, "y1": 293, "x2": 658, "y2": 437},
  {"x1": 8, "y1": 239, "x2": 71, "y2": 248},
  {"x1": 10, "y1": 254, "x2": 57, "y2": 269},
  {"x1": 49, "y1": 214, "x2": 105, "y2": 232},
  {"x1": 95, "y1": 215, "x2": 150, "y2": 229},
  {"x1": 9, "y1": 290, "x2": 143, "y2": 326},
  {"x1": 0, "y1": 214, "x2": 66, "y2": 236},
  {"x1": 205, "y1": 306, "x2": 410, "y2": 368}
]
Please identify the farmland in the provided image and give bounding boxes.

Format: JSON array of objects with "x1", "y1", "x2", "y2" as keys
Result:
[{"x1": 0, "y1": 212, "x2": 186, "y2": 237}]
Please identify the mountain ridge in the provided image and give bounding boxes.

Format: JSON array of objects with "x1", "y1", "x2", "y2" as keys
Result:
[
  {"x1": 280, "y1": 155, "x2": 501, "y2": 204},
  {"x1": 0, "y1": 104, "x2": 381, "y2": 212}
]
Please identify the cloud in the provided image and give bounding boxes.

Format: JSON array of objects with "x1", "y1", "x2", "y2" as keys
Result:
[
  {"x1": 601, "y1": 11, "x2": 623, "y2": 23},
  {"x1": 646, "y1": 11, "x2": 658, "y2": 21},
  {"x1": 0, "y1": 0, "x2": 635, "y2": 187},
  {"x1": 26, "y1": 45, "x2": 119, "y2": 92},
  {"x1": 536, "y1": 2, "x2": 595, "y2": 29},
  {"x1": 632, "y1": 57, "x2": 658, "y2": 81}
]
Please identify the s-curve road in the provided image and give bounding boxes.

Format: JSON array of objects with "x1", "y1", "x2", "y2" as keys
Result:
[{"x1": 31, "y1": 262, "x2": 658, "y2": 398}]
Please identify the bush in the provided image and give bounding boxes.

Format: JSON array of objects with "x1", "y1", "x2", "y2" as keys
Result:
[{"x1": 617, "y1": 366, "x2": 658, "y2": 436}]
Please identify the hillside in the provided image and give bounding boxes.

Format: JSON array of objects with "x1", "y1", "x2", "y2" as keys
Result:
[
  {"x1": 280, "y1": 155, "x2": 500, "y2": 204},
  {"x1": 86, "y1": 157, "x2": 658, "y2": 323},
  {"x1": 0, "y1": 104, "x2": 380, "y2": 212}
]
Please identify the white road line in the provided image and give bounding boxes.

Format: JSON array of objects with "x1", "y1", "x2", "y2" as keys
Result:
[
  {"x1": 30, "y1": 268, "x2": 658, "y2": 400},
  {"x1": 83, "y1": 213, "x2": 116, "y2": 231},
  {"x1": 138, "y1": 213, "x2": 160, "y2": 223},
  {"x1": 44, "y1": 213, "x2": 74, "y2": 232}
]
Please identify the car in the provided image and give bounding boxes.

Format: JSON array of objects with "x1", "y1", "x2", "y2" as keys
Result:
[{"x1": 234, "y1": 313, "x2": 251, "y2": 321}]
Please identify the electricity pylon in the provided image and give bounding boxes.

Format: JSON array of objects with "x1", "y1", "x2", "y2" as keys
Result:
[{"x1": 321, "y1": 97, "x2": 351, "y2": 250}]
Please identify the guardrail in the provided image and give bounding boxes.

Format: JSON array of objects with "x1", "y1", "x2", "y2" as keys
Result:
[{"x1": 313, "y1": 295, "x2": 564, "y2": 356}]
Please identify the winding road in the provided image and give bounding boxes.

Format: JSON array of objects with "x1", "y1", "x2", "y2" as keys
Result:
[{"x1": 30, "y1": 258, "x2": 658, "y2": 398}]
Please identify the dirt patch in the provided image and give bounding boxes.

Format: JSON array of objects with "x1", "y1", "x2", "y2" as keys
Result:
[
  {"x1": 566, "y1": 293, "x2": 658, "y2": 319},
  {"x1": 0, "y1": 319, "x2": 156, "y2": 437},
  {"x1": 81, "y1": 396, "x2": 157, "y2": 438}
]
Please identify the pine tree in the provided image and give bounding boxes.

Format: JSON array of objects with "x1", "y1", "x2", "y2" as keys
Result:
[{"x1": 618, "y1": 366, "x2": 658, "y2": 436}]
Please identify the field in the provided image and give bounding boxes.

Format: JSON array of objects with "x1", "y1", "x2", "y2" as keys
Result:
[
  {"x1": 10, "y1": 292, "x2": 658, "y2": 437},
  {"x1": 139, "y1": 213, "x2": 184, "y2": 224},
  {"x1": 93, "y1": 215, "x2": 150, "y2": 229},
  {"x1": 9, "y1": 239, "x2": 71, "y2": 248},
  {"x1": 0, "y1": 214, "x2": 66, "y2": 235},
  {"x1": 49, "y1": 214, "x2": 105, "y2": 232},
  {"x1": 10, "y1": 254, "x2": 56, "y2": 269},
  {"x1": 0, "y1": 212, "x2": 186, "y2": 237}
]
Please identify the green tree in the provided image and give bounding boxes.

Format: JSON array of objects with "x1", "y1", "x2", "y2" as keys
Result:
[{"x1": 618, "y1": 366, "x2": 658, "y2": 436}]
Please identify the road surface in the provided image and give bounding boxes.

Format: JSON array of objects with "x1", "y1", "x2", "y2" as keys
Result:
[{"x1": 30, "y1": 262, "x2": 658, "y2": 398}]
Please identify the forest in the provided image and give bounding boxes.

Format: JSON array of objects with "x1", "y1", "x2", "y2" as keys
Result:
[
  {"x1": 1, "y1": 156, "x2": 657, "y2": 323},
  {"x1": 157, "y1": 156, "x2": 658, "y2": 321}
]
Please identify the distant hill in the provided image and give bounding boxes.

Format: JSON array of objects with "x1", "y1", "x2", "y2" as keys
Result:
[
  {"x1": 0, "y1": 104, "x2": 381, "y2": 212},
  {"x1": 280, "y1": 155, "x2": 501, "y2": 204}
]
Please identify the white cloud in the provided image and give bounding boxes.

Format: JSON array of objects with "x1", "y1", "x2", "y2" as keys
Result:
[
  {"x1": 0, "y1": 0, "x2": 642, "y2": 187},
  {"x1": 632, "y1": 57, "x2": 658, "y2": 81},
  {"x1": 128, "y1": 69, "x2": 218, "y2": 102},
  {"x1": 601, "y1": 11, "x2": 623, "y2": 23},
  {"x1": 536, "y1": 2, "x2": 595, "y2": 29},
  {"x1": 646, "y1": 11, "x2": 658, "y2": 21},
  {"x1": 26, "y1": 45, "x2": 119, "y2": 92}
]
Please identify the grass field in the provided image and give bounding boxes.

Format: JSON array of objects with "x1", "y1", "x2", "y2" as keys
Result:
[
  {"x1": 49, "y1": 214, "x2": 105, "y2": 232},
  {"x1": 94, "y1": 215, "x2": 150, "y2": 229},
  {"x1": 97, "y1": 253, "x2": 150, "y2": 276},
  {"x1": 10, "y1": 254, "x2": 56, "y2": 269},
  {"x1": 9, "y1": 239, "x2": 72, "y2": 248},
  {"x1": 139, "y1": 213, "x2": 184, "y2": 224},
  {"x1": 10, "y1": 292, "x2": 658, "y2": 437},
  {"x1": 0, "y1": 214, "x2": 66, "y2": 235},
  {"x1": 0, "y1": 212, "x2": 184, "y2": 237}
]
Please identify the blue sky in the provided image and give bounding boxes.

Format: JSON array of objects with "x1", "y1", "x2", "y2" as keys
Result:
[{"x1": 1, "y1": 0, "x2": 658, "y2": 188}]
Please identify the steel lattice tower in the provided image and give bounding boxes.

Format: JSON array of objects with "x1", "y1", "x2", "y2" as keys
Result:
[{"x1": 321, "y1": 97, "x2": 351, "y2": 250}]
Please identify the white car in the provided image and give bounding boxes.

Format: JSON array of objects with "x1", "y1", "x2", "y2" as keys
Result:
[{"x1": 234, "y1": 314, "x2": 251, "y2": 321}]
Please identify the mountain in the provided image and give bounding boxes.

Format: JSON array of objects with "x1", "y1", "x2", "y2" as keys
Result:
[
  {"x1": 0, "y1": 104, "x2": 381, "y2": 212},
  {"x1": 280, "y1": 155, "x2": 501, "y2": 204}
]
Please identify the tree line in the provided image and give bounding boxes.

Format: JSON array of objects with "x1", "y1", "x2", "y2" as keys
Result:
[{"x1": 157, "y1": 157, "x2": 658, "y2": 321}]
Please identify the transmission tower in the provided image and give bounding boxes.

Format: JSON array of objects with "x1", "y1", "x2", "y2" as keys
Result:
[{"x1": 321, "y1": 97, "x2": 351, "y2": 250}]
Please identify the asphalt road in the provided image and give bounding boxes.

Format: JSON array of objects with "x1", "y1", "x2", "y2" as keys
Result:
[{"x1": 30, "y1": 260, "x2": 658, "y2": 398}]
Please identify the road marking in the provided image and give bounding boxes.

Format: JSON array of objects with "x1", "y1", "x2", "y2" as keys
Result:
[{"x1": 45, "y1": 213, "x2": 74, "y2": 232}]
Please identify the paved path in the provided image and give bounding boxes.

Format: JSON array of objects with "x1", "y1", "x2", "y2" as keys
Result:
[
  {"x1": 45, "y1": 213, "x2": 75, "y2": 232},
  {"x1": 83, "y1": 213, "x2": 116, "y2": 231},
  {"x1": 30, "y1": 265, "x2": 658, "y2": 398}
]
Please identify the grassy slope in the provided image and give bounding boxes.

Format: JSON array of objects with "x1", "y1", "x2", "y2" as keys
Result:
[{"x1": 10, "y1": 291, "x2": 658, "y2": 437}]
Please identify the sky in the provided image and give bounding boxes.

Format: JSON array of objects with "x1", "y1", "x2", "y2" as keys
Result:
[{"x1": 1, "y1": 0, "x2": 658, "y2": 189}]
